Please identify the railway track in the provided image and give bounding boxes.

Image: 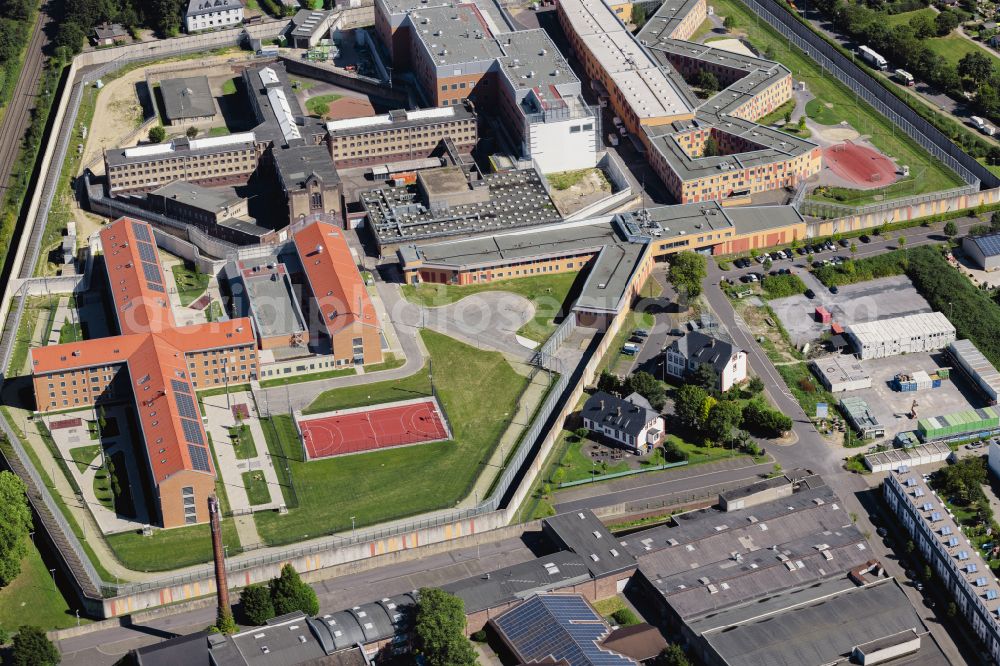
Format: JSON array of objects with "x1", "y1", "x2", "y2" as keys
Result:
[{"x1": 0, "y1": 4, "x2": 51, "y2": 201}]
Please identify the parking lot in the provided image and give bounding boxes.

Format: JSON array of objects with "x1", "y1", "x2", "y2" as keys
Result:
[
  {"x1": 771, "y1": 275, "x2": 932, "y2": 348},
  {"x1": 842, "y1": 352, "x2": 986, "y2": 441}
]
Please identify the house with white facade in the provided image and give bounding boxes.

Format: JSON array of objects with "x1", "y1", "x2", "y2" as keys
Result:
[
  {"x1": 666, "y1": 331, "x2": 747, "y2": 392},
  {"x1": 581, "y1": 391, "x2": 664, "y2": 453},
  {"x1": 186, "y1": 0, "x2": 244, "y2": 32}
]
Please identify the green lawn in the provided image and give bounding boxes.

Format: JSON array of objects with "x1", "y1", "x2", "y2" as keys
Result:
[
  {"x1": 106, "y1": 518, "x2": 242, "y2": 572},
  {"x1": 171, "y1": 263, "x2": 208, "y2": 306},
  {"x1": 205, "y1": 300, "x2": 225, "y2": 322},
  {"x1": 305, "y1": 364, "x2": 431, "y2": 415},
  {"x1": 69, "y1": 445, "x2": 101, "y2": 472},
  {"x1": 221, "y1": 77, "x2": 237, "y2": 95},
  {"x1": 258, "y1": 366, "x2": 356, "y2": 389},
  {"x1": 364, "y1": 352, "x2": 405, "y2": 374},
  {"x1": 757, "y1": 98, "x2": 795, "y2": 126},
  {"x1": 58, "y1": 321, "x2": 82, "y2": 344},
  {"x1": 691, "y1": 17, "x2": 715, "y2": 41},
  {"x1": 925, "y1": 32, "x2": 1000, "y2": 70},
  {"x1": 712, "y1": 0, "x2": 963, "y2": 198},
  {"x1": 255, "y1": 330, "x2": 529, "y2": 545},
  {"x1": 243, "y1": 471, "x2": 271, "y2": 505},
  {"x1": 305, "y1": 93, "x2": 343, "y2": 117},
  {"x1": 401, "y1": 272, "x2": 579, "y2": 343},
  {"x1": 0, "y1": 536, "x2": 82, "y2": 631},
  {"x1": 883, "y1": 7, "x2": 935, "y2": 27},
  {"x1": 206, "y1": 126, "x2": 230, "y2": 137},
  {"x1": 547, "y1": 168, "x2": 607, "y2": 191},
  {"x1": 776, "y1": 361, "x2": 836, "y2": 418},
  {"x1": 229, "y1": 424, "x2": 257, "y2": 459}
]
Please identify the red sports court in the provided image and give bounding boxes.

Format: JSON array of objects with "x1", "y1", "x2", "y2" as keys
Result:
[
  {"x1": 297, "y1": 398, "x2": 450, "y2": 460},
  {"x1": 822, "y1": 141, "x2": 898, "y2": 189}
]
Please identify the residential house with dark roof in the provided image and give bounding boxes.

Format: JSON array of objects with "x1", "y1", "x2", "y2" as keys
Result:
[
  {"x1": 92, "y1": 22, "x2": 128, "y2": 47},
  {"x1": 581, "y1": 391, "x2": 664, "y2": 452},
  {"x1": 665, "y1": 331, "x2": 747, "y2": 392}
]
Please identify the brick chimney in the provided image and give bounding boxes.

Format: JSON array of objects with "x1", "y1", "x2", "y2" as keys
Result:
[{"x1": 209, "y1": 496, "x2": 231, "y2": 619}]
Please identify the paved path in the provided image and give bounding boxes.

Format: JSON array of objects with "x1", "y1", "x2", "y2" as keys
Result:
[
  {"x1": 553, "y1": 457, "x2": 773, "y2": 514},
  {"x1": 46, "y1": 296, "x2": 71, "y2": 345}
]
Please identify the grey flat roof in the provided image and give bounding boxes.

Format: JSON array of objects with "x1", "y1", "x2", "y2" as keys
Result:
[
  {"x1": 160, "y1": 76, "x2": 216, "y2": 121},
  {"x1": 151, "y1": 180, "x2": 241, "y2": 212},
  {"x1": 273, "y1": 144, "x2": 341, "y2": 190},
  {"x1": 618, "y1": 201, "x2": 803, "y2": 238},
  {"x1": 364, "y1": 169, "x2": 559, "y2": 246},
  {"x1": 718, "y1": 475, "x2": 788, "y2": 502},
  {"x1": 291, "y1": 9, "x2": 331, "y2": 37},
  {"x1": 495, "y1": 29, "x2": 580, "y2": 92},
  {"x1": 699, "y1": 579, "x2": 933, "y2": 666},
  {"x1": 574, "y1": 241, "x2": 648, "y2": 314},
  {"x1": 408, "y1": 4, "x2": 504, "y2": 67},
  {"x1": 543, "y1": 509, "x2": 637, "y2": 577},
  {"x1": 443, "y1": 550, "x2": 593, "y2": 613},
  {"x1": 229, "y1": 613, "x2": 328, "y2": 666},
  {"x1": 326, "y1": 104, "x2": 476, "y2": 139},
  {"x1": 635, "y1": 0, "x2": 705, "y2": 43},
  {"x1": 240, "y1": 268, "x2": 307, "y2": 339}
]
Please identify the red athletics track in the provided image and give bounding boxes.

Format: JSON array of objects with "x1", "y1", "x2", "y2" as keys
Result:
[
  {"x1": 300, "y1": 399, "x2": 449, "y2": 459},
  {"x1": 822, "y1": 141, "x2": 898, "y2": 188}
]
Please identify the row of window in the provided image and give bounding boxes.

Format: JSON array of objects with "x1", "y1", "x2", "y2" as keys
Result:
[{"x1": 109, "y1": 151, "x2": 255, "y2": 172}]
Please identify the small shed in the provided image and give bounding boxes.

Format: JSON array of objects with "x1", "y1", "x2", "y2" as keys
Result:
[
  {"x1": 831, "y1": 322, "x2": 844, "y2": 335},
  {"x1": 815, "y1": 306, "x2": 831, "y2": 323}
]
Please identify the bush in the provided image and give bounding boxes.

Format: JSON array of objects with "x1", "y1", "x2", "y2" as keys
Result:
[
  {"x1": 611, "y1": 608, "x2": 641, "y2": 626},
  {"x1": 742, "y1": 399, "x2": 792, "y2": 437},
  {"x1": 11, "y1": 626, "x2": 59, "y2": 666},
  {"x1": 812, "y1": 249, "x2": 909, "y2": 286},
  {"x1": 760, "y1": 273, "x2": 807, "y2": 298},
  {"x1": 664, "y1": 440, "x2": 689, "y2": 462},
  {"x1": 240, "y1": 584, "x2": 275, "y2": 626},
  {"x1": 471, "y1": 629, "x2": 487, "y2": 642},
  {"x1": 269, "y1": 564, "x2": 319, "y2": 617},
  {"x1": 148, "y1": 125, "x2": 166, "y2": 143}
]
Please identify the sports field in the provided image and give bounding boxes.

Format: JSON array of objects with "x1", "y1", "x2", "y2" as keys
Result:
[{"x1": 298, "y1": 398, "x2": 450, "y2": 459}]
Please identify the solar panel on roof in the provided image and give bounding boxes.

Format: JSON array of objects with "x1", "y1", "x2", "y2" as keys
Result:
[
  {"x1": 141, "y1": 261, "x2": 162, "y2": 283},
  {"x1": 132, "y1": 222, "x2": 152, "y2": 242},
  {"x1": 147, "y1": 281, "x2": 165, "y2": 292},
  {"x1": 136, "y1": 241, "x2": 157, "y2": 263},
  {"x1": 974, "y1": 234, "x2": 1000, "y2": 258},
  {"x1": 170, "y1": 379, "x2": 190, "y2": 394},
  {"x1": 188, "y1": 445, "x2": 211, "y2": 472},
  {"x1": 180, "y1": 418, "x2": 204, "y2": 445},
  {"x1": 175, "y1": 393, "x2": 198, "y2": 420}
]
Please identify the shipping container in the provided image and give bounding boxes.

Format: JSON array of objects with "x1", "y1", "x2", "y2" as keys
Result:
[
  {"x1": 948, "y1": 339, "x2": 999, "y2": 405},
  {"x1": 815, "y1": 306, "x2": 831, "y2": 323},
  {"x1": 918, "y1": 407, "x2": 1000, "y2": 441}
]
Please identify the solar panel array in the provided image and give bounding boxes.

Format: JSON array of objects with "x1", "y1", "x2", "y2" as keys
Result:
[
  {"x1": 180, "y1": 416, "x2": 204, "y2": 446},
  {"x1": 134, "y1": 234, "x2": 166, "y2": 293},
  {"x1": 132, "y1": 221, "x2": 153, "y2": 242},
  {"x1": 974, "y1": 233, "x2": 1000, "y2": 258},
  {"x1": 175, "y1": 393, "x2": 198, "y2": 420},
  {"x1": 494, "y1": 596, "x2": 633, "y2": 666},
  {"x1": 188, "y1": 444, "x2": 211, "y2": 473}
]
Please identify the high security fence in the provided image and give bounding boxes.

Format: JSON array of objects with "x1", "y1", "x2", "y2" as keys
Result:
[
  {"x1": 745, "y1": 0, "x2": 999, "y2": 190},
  {"x1": 800, "y1": 183, "x2": 980, "y2": 219}
]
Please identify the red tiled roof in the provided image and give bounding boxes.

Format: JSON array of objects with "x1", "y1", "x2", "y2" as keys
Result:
[
  {"x1": 100, "y1": 219, "x2": 176, "y2": 335},
  {"x1": 293, "y1": 221, "x2": 379, "y2": 338},
  {"x1": 34, "y1": 218, "x2": 257, "y2": 486}
]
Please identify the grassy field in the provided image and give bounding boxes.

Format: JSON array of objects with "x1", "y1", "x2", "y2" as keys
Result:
[
  {"x1": 243, "y1": 471, "x2": 271, "y2": 505},
  {"x1": 170, "y1": 263, "x2": 208, "y2": 306},
  {"x1": 258, "y1": 366, "x2": 356, "y2": 389},
  {"x1": 58, "y1": 321, "x2": 82, "y2": 344},
  {"x1": 925, "y1": 32, "x2": 1000, "y2": 69},
  {"x1": 364, "y1": 352, "x2": 405, "y2": 374},
  {"x1": 305, "y1": 93, "x2": 343, "y2": 117},
  {"x1": 106, "y1": 517, "x2": 242, "y2": 572},
  {"x1": 229, "y1": 424, "x2": 257, "y2": 459},
  {"x1": 401, "y1": 272, "x2": 579, "y2": 343},
  {"x1": 305, "y1": 364, "x2": 431, "y2": 415},
  {"x1": 206, "y1": 301, "x2": 225, "y2": 322},
  {"x1": 0, "y1": 536, "x2": 82, "y2": 631},
  {"x1": 255, "y1": 330, "x2": 529, "y2": 545},
  {"x1": 713, "y1": 0, "x2": 963, "y2": 198},
  {"x1": 883, "y1": 7, "x2": 934, "y2": 27},
  {"x1": 69, "y1": 445, "x2": 100, "y2": 473}
]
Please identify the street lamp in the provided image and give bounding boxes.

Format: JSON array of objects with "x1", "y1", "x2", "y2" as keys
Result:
[{"x1": 350, "y1": 516, "x2": 356, "y2": 539}]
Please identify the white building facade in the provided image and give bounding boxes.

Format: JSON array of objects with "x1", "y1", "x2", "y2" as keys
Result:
[
  {"x1": 666, "y1": 332, "x2": 747, "y2": 392},
  {"x1": 186, "y1": 0, "x2": 244, "y2": 32}
]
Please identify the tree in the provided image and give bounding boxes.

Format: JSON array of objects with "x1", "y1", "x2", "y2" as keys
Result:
[
  {"x1": 723, "y1": 14, "x2": 737, "y2": 30},
  {"x1": 597, "y1": 370, "x2": 623, "y2": 395},
  {"x1": 695, "y1": 70, "x2": 719, "y2": 94},
  {"x1": 240, "y1": 583, "x2": 275, "y2": 625},
  {"x1": 943, "y1": 220, "x2": 958, "y2": 238},
  {"x1": 935, "y1": 10, "x2": 958, "y2": 36},
  {"x1": 959, "y1": 51, "x2": 994, "y2": 85},
  {"x1": 631, "y1": 3, "x2": 647, "y2": 27},
  {"x1": 705, "y1": 400, "x2": 743, "y2": 445},
  {"x1": 627, "y1": 371, "x2": 666, "y2": 411},
  {"x1": 186, "y1": 125, "x2": 199, "y2": 139},
  {"x1": 0, "y1": 471, "x2": 31, "y2": 587},
  {"x1": 991, "y1": 211, "x2": 1000, "y2": 232},
  {"x1": 745, "y1": 376, "x2": 765, "y2": 395},
  {"x1": 269, "y1": 564, "x2": 319, "y2": 617},
  {"x1": 574, "y1": 427, "x2": 590, "y2": 442},
  {"x1": 10, "y1": 626, "x2": 59, "y2": 666},
  {"x1": 674, "y1": 384, "x2": 709, "y2": 430},
  {"x1": 148, "y1": 125, "x2": 166, "y2": 143},
  {"x1": 909, "y1": 12, "x2": 936, "y2": 39},
  {"x1": 667, "y1": 251, "x2": 707, "y2": 300},
  {"x1": 691, "y1": 363, "x2": 720, "y2": 392},
  {"x1": 703, "y1": 135, "x2": 721, "y2": 157},
  {"x1": 658, "y1": 644, "x2": 691, "y2": 666},
  {"x1": 414, "y1": 588, "x2": 477, "y2": 666},
  {"x1": 850, "y1": 242, "x2": 858, "y2": 256},
  {"x1": 798, "y1": 114, "x2": 806, "y2": 130},
  {"x1": 742, "y1": 399, "x2": 792, "y2": 436},
  {"x1": 897, "y1": 235, "x2": 906, "y2": 248}
]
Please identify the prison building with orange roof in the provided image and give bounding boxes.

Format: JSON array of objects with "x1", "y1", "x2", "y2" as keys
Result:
[
  {"x1": 31, "y1": 218, "x2": 259, "y2": 527},
  {"x1": 293, "y1": 221, "x2": 383, "y2": 366}
]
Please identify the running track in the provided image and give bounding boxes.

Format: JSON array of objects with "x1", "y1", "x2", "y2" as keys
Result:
[{"x1": 300, "y1": 399, "x2": 449, "y2": 459}]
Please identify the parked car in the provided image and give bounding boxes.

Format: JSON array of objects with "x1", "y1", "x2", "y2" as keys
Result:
[
  {"x1": 829, "y1": 285, "x2": 839, "y2": 294},
  {"x1": 755, "y1": 255, "x2": 767, "y2": 264},
  {"x1": 838, "y1": 238, "x2": 850, "y2": 247},
  {"x1": 633, "y1": 329, "x2": 649, "y2": 338},
  {"x1": 748, "y1": 273, "x2": 760, "y2": 282},
  {"x1": 796, "y1": 247, "x2": 807, "y2": 255},
  {"x1": 740, "y1": 274, "x2": 753, "y2": 283},
  {"x1": 877, "y1": 527, "x2": 888, "y2": 537},
  {"x1": 804, "y1": 289, "x2": 815, "y2": 298},
  {"x1": 622, "y1": 343, "x2": 639, "y2": 355},
  {"x1": 824, "y1": 241, "x2": 835, "y2": 250},
  {"x1": 860, "y1": 235, "x2": 871, "y2": 243}
]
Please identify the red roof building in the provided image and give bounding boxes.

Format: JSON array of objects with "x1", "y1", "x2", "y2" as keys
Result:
[
  {"x1": 293, "y1": 221, "x2": 383, "y2": 365},
  {"x1": 31, "y1": 218, "x2": 258, "y2": 528}
]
